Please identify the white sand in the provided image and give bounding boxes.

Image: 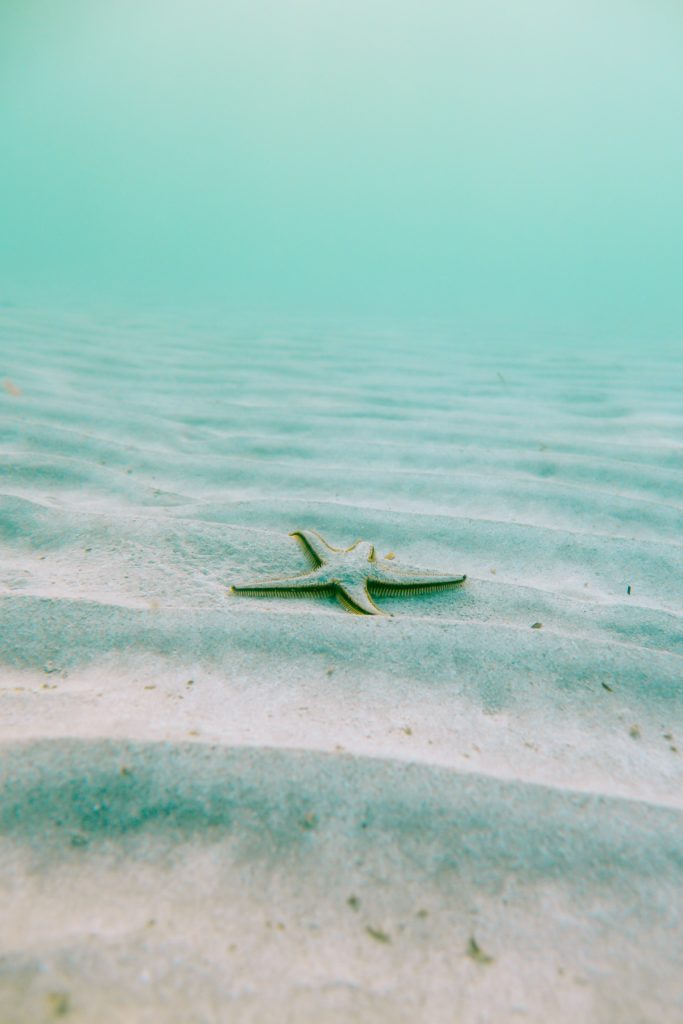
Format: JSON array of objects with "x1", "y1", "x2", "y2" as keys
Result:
[{"x1": 0, "y1": 307, "x2": 682, "y2": 1022}]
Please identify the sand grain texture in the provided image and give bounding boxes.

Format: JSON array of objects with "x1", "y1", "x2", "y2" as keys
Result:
[{"x1": 0, "y1": 308, "x2": 682, "y2": 1022}]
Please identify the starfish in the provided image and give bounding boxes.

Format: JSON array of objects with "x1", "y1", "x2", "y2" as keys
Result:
[{"x1": 231, "y1": 529, "x2": 466, "y2": 615}]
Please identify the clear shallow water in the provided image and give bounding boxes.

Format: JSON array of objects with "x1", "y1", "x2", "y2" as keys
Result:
[
  {"x1": 2, "y1": 1, "x2": 683, "y2": 336},
  {"x1": 1, "y1": 0, "x2": 683, "y2": 1016}
]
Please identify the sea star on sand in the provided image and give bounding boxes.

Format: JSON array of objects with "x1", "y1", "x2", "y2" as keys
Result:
[{"x1": 231, "y1": 529, "x2": 466, "y2": 616}]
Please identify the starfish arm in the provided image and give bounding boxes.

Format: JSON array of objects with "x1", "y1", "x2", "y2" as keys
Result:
[
  {"x1": 289, "y1": 529, "x2": 336, "y2": 566},
  {"x1": 370, "y1": 566, "x2": 466, "y2": 590},
  {"x1": 231, "y1": 567, "x2": 328, "y2": 594},
  {"x1": 336, "y1": 582, "x2": 384, "y2": 616}
]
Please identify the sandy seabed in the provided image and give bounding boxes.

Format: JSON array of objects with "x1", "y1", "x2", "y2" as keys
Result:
[{"x1": 1, "y1": 307, "x2": 682, "y2": 1023}]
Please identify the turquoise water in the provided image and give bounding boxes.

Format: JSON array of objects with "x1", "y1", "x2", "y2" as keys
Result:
[
  {"x1": 1, "y1": 6, "x2": 683, "y2": 1021},
  {"x1": 1, "y1": 0, "x2": 682, "y2": 341}
]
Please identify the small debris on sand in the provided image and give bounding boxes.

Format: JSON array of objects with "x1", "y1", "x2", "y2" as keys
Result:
[
  {"x1": 2, "y1": 378, "x2": 22, "y2": 397},
  {"x1": 531, "y1": 622, "x2": 543, "y2": 629},
  {"x1": 46, "y1": 992, "x2": 70, "y2": 1018},
  {"x1": 467, "y1": 936, "x2": 494, "y2": 964},
  {"x1": 347, "y1": 895, "x2": 360, "y2": 911},
  {"x1": 629, "y1": 724, "x2": 641, "y2": 739},
  {"x1": 602, "y1": 682, "x2": 613, "y2": 692},
  {"x1": 366, "y1": 926, "x2": 391, "y2": 943},
  {"x1": 384, "y1": 552, "x2": 396, "y2": 560}
]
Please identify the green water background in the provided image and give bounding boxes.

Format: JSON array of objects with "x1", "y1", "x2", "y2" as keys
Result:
[{"x1": 1, "y1": 0, "x2": 682, "y2": 345}]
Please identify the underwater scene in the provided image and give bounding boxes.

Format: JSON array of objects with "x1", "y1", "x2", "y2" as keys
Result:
[{"x1": 1, "y1": 2, "x2": 682, "y2": 1022}]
